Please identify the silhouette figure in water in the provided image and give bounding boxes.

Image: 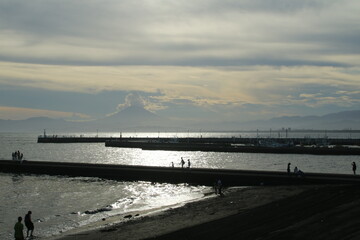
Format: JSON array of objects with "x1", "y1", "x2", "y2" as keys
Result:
[
  {"x1": 352, "y1": 162, "x2": 357, "y2": 175},
  {"x1": 14, "y1": 216, "x2": 24, "y2": 240},
  {"x1": 25, "y1": 211, "x2": 34, "y2": 238}
]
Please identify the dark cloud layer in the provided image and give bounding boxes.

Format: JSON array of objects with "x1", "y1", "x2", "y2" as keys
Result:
[
  {"x1": 0, "y1": 0, "x2": 358, "y2": 67},
  {"x1": 0, "y1": 0, "x2": 359, "y2": 122}
]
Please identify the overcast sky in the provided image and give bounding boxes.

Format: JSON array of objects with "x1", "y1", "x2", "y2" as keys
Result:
[{"x1": 0, "y1": 0, "x2": 359, "y2": 123}]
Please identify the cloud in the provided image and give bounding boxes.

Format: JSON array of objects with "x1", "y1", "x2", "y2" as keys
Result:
[
  {"x1": 336, "y1": 90, "x2": 360, "y2": 95},
  {"x1": 0, "y1": 0, "x2": 359, "y2": 121},
  {"x1": 0, "y1": 0, "x2": 359, "y2": 67},
  {"x1": 117, "y1": 93, "x2": 146, "y2": 110},
  {"x1": 116, "y1": 92, "x2": 167, "y2": 113},
  {"x1": 1, "y1": 62, "x2": 359, "y2": 110},
  {"x1": 299, "y1": 93, "x2": 323, "y2": 98}
]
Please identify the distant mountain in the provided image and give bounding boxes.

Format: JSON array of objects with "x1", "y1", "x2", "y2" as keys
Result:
[
  {"x1": 103, "y1": 106, "x2": 161, "y2": 123},
  {"x1": 0, "y1": 109, "x2": 359, "y2": 132},
  {"x1": 323, "y1": 110, "x2": 360, "y2": 120},
  {"x1": 0, "y1": 117, "x2": 69, "y2": 132},
  {"x1": 239, "y1": 110, "x2": 360, "y2": 130},
  {"x1": 93, "y1": 106, "x2": 167, "y2": 130}
]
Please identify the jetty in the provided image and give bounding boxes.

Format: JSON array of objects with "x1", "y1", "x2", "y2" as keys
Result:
[
  {"x1": 1, "y1": 160, "x2": 360, "y2": 186},
  {"x1": 36, "y1": 135, "x2": 360, "y2": 155},
  {"x1": 105, "y1": 141, "x2": 360, "y2": 155},
  {"x1": 38, "y1": 135, "x2": 360, "y2": 146}
]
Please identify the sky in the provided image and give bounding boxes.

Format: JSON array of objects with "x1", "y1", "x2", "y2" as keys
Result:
[{"x1": 0, "y1": 0, "x2": 359, "y2": 123}]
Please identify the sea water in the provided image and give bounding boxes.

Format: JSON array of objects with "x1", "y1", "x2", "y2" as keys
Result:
[{"x1": 0, "y1": 132, "x2": 359, "y2": 239}]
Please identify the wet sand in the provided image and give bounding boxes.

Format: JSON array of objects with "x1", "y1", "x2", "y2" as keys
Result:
[
  {"x1": 49, "y1": 184, "x2": 360, "y2": 240},
  {"x1": 48, "y1": 185, "x2": 329, "y2": 240}
]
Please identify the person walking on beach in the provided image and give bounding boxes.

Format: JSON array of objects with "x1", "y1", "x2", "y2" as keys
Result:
[
  {"x1": 180, "y1": 157, "x2": 185, "y2": 168},
  {"x1": 214, "y1": 180, "x2": 218, "y2": 194},
  {"x1": 217, "y1": 179, "x2": 223, "y2": 196},
  {"x1": 352, "y1": 162, "x2": 357, "y2": 175},
  {"x1": 14, "y1": 216, "x2": 24, "y2": 240},
  {"x1": 24, "y1": 211, "x2": 34, "y2": 238}
]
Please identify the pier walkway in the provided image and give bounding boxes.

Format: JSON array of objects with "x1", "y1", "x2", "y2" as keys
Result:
[{"x1": 1, "y1": 160, "x2": 360, "y2": 186}]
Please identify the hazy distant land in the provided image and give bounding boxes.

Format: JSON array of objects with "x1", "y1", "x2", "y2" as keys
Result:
[{"x1": 0, "y1": 108, "x2": 359, "y2": 132}]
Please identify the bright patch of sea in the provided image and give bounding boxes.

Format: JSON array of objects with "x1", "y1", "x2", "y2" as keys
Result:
[{"x1": 0, "y1": 131, "x2": 359, "y2": 239}]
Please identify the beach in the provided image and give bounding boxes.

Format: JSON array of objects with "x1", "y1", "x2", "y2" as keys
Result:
[{"x1": 47, "y1": 184, "x2": 360, "y2": 240}]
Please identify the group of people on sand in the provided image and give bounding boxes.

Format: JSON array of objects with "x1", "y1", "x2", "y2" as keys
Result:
[
  {"x1": 14, "y1": 211, "x2": 34, "y2": 240},
  {"x1": 12, "y1": 150, "x2": 24, "y2": 161}
]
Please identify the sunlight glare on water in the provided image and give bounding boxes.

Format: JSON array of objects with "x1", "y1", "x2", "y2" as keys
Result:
[
  {"x1": 1, "y1": 132, "x2": 360, "y2": 240},
  {"x1": 0, "y1": 173, "x2": 211, "y2": 240}
]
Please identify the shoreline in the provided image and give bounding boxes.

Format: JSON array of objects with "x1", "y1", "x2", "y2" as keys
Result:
[
  {"x1": 48, "y1": 185, "x2": 310, "y2": 240},
  {"x1": 48, "y1": 190, "x2": 216, "y2": 240}
]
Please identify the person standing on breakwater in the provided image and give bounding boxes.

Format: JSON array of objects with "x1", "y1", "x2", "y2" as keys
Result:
[
  {"x1": 352, "y1": 162, "x2": 357, "y2": 175},
  {"x1": 14, "y1": 216, "x2": 24, "y2": 240},
  {"x1": 24, "y1": 211, "x2": 34, "y2": 238},
  {"x1": 12, "y1": 151, "x2": 24, "y2": 161},
  {"x1": 180, "y1": 157, "x2": 185, "y2": 168},
  {"x1": 287, "y1": 163, "x2": 291, "y2": 174},
  {"x1": 187, "y1": 159, "x2": 191, "y2": 168}
]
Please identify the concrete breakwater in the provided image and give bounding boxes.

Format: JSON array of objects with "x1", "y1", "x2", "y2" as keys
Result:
[
  {"x1": 38, "y1": 136, "x2": 360, "y2": 146},
  {"x1": 1, "y1": 160, "x2": 360, "y2": 186},
  {"x1": 105, "y1": 141, "x2": 360, "y2": 155}
]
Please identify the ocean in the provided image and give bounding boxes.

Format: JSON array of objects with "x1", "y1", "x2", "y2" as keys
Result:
[{"x1": 1, "y1": 131, "x2": 359, "y2": 239}]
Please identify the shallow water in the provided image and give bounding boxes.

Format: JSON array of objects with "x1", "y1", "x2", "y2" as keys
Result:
[
  {"x1": 1, "y1": 173, "x2": 209, "y2": 239},
  {"x1": 1, "y1": 132, "x2": 359, "y2": 239}
]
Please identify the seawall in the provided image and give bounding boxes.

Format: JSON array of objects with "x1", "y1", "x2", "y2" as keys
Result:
[
  {"x1": 105, "y1": 141, "x2": 360, "y2": 155},
  {"x1": 38, "y1": 136, "x2": 360, "y2": 146},
  {"x1": 1, "y1": 160, "x2": 360, "y2": 186}
]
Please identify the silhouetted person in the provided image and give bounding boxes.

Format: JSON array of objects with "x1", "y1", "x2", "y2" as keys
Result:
[
  {"x1": 217, "y1": 179, "x2": 223, "y2": 196},
  {"x1": 180, "y1": 157, "x2": 185, "y2": 168},
  {"x1": 24, "y1": 211, "x2": 34, "y2": 238},
  {"x1": 352, "y1": 162, "x2": 357, "y2": 175},
  {"x1": 297, "y1": 169, "x2": 305, "y2": 177},
  {"x1": 287, "y1": 163, "x2": 291, "y2": 174},
  {"x1": 14, "y1": 216, "x2": 24, "y2": 240},
  {"x1": 187, "y1": 159, "x2": 191, "y2": 168},
  {"x1": 214, "y1": 180, "x2": 218, "y2": 194}
]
